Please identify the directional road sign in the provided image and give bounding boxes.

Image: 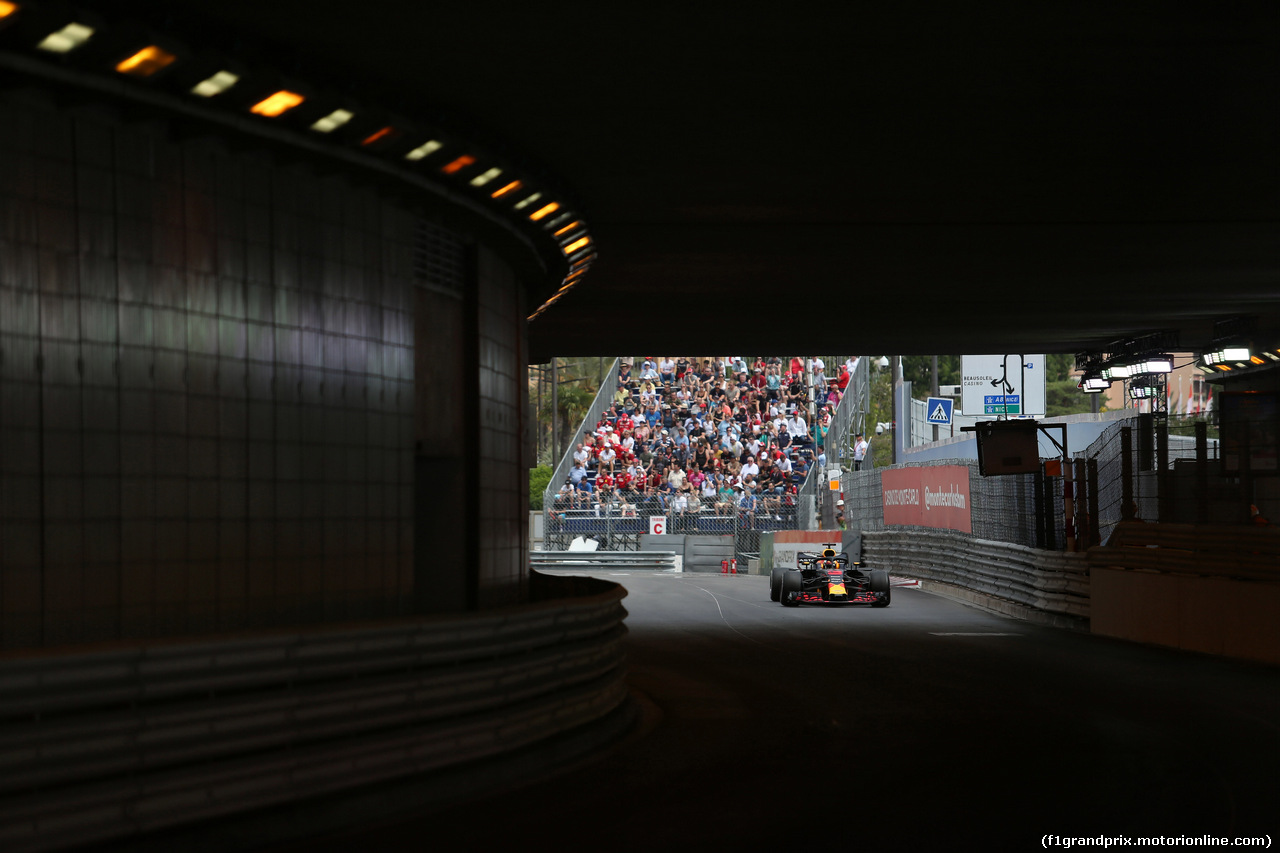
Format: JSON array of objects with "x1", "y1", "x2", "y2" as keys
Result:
[{"x1": 925, "y1": 396, "x2": 954, "y2": 425}]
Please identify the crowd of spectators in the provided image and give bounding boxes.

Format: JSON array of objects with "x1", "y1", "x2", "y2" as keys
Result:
[{"x1": 550, "y1": 356, "x2": 857, "y2": 529}]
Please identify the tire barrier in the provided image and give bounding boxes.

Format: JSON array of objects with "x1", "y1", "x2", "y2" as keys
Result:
[
  {"x1": 0, "y1": 575, "x2": 630, "y2": 852},
  {"x1": 861, "y1": 528, "x2": 1090, "y2": 620}
]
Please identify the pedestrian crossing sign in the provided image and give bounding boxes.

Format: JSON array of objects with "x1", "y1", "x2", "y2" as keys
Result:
[{"x1": 926, "y1": 397, "x2": 953, "y2": 425}]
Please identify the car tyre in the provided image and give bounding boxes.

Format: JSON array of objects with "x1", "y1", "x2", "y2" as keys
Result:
[
  {"x1": 769, "y1": 566, "x2": 787, "y2": 602},
  {"x1": 780, "y1": 570, "x2": 802, "y2": 607},
  {"x1": 869, "y1": 569, "x2": 891, "y2": 607}
]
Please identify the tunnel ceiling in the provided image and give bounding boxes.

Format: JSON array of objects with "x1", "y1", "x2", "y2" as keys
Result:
[{"x1": 79, "y1": 2, "x2": 1280, "y2": 361}]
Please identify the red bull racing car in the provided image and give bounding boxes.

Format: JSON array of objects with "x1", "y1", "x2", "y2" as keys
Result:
[{"x1": 769, "y1": 547, "x2": 890, "y2": 608}]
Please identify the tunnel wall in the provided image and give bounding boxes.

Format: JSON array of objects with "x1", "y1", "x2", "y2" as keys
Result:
[{"x1": 0, "y1": 92, "x2": 529, "y2": 648}]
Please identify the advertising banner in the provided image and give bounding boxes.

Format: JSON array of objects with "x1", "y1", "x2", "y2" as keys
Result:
[
  {"x1": 771, "y1": 531, "x2": 842, "y2": 570},
  {"x1": 881, "y1": 466, "x2": 972, "y2": 533}
]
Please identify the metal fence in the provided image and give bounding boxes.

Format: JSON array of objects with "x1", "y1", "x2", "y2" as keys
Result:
[
  {"x1": 844, "y1": 412, "x2": 1242, "y2": 555},
  {"x1": 545, "y1": 492, "x2": 816, "y2": 550},
  {"x1": 543, "y1": 357, "x2": 621, "y2": 510},
  {"x1": 843, "y1": 459, "x2": 1060, "y2": 549}
]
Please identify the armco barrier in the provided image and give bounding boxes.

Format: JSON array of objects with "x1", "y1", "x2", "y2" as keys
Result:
[
  {"x1": 861, "y1": 528, "x2": 1090, "y2": 622},
  {"x1": 531, "y1": 550, "x2": 678, "y2": 571},
  {"x1": 0, "y1": 574, "x2": 629, "y2": 852}
]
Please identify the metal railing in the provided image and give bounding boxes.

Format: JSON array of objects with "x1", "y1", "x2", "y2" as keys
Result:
[
  {"x1": 798, "y1": 355, "x2": 868, "y2": 527},
  {"x1": 532, "y1": 550, "x2": 679, "y2": 571},
  {"x1": 543, "y1": 357, "x2": 621, "y2": 510}
]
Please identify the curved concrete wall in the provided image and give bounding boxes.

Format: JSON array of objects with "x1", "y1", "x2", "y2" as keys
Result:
[{"x1": 0, "y1": 89, "x2": 530, "y2": 648}]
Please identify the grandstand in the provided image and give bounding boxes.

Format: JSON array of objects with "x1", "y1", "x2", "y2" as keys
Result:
[{"x1": 542, "y1": 356, "x2": 871, "y2": 567}]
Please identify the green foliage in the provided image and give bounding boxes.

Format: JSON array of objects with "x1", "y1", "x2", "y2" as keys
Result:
[
  {"x1": 867, "y1": 362, "x2": 895, "y2": 467},
  {"x1": 901, "y1": 355, "x2": 960, "y2": 391},
  {"x1": 528, "y1": 465, "x2": 553, "y2": 510}
]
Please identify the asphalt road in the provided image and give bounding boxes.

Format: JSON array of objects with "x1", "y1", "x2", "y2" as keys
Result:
[{"x1": 297, "y1": 571, "x2": 1279, "y2": 852}]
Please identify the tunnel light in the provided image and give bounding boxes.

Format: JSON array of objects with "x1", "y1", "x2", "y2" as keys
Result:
[
  {"x1": 529, "y1": 202, "x2": 560, "y2": 221},
  {"x1": 542, "y1": 212, "x2": 574, "y2": 230},
  {"x1": 490, "y1": 180, "x2": 523, "y2": 199},
  {"x1": 116, "y1": 46, "x2": 177, "y2": 77},
  {"x1": 0, "y1": 2, "x2": 18, "y2": 20},
  {"x1": 1099, "y1": 363, "x2": 1131, "y2": 381},
  {"x1": 362, "y1": 126, "x2": 396, "y2": 146},
  {"x1": 404, "y1": 140, "x2": 442, "y2": 161},
  {"x1": 311, "y1": 109, "x2": 353, "y2": 133},
  {"x1": 250, "y1": 90, "x2": 305, "y2": 117},
  {"x1": 1265, "y1": 351, "x2": 1280, "y2": 362},
  {"x1": 1202, "y1": 346, "x2": 1251, "y2": 366},
  {"x1": 512, "y1": 192, "x2": 542, "y2": 211},
  {"x1": 469, "y1": 167, "x2": 502, "y2": 187},
  {"x1": 1127, "y1": 354, "x2": 1173, "y2": 376},
  {"x1": 37, "y1": 21, "x2": 94, "y2": 53},
  {"x1": 440, "y1": 154, "x2": 475, "y2": 174},
  {"x1": 553, "y1": 220, "x2": 583, "y2": 238},
  {"x1": 191, "y1": 70, "x2": 238, "y2": 97},
  {"x1": 561, "y1": 236, "x2": 592, "y2": 255}
]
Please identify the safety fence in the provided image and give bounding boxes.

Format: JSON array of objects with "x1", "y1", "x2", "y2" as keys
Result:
[
  {"x1": 843, "y1": 459, "x2": 1061, "y2": 550},
  {"x1": 544, "y1": 494, "x2": 818, "y2": 570},
  {"x1": 800, "y1": 355, "x2": 869, "y2": 527},
  {"x1": 543, "y1": 358, "x2": 621, "y2": 511},
  {"x1": 0, "y1": 575, "x2": 630, "y2": 852}
]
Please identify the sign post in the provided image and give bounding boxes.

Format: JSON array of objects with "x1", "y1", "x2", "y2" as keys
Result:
[
  {"x1": 961, "y1": 355, "x2": 1046, "y2": 418},
  {"x1": 925, "y1": 396, "x2": 954, "y2": 427}
]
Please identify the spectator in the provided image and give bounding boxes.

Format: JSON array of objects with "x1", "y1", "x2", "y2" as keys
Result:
[
  {"x1": 786, "y1": 409, "x2": 810, "y2": 446},
  {"x1": 853, "y1": 432, "x2": 869, "y2": 471},
  {"x1": 765, "y1": 366, "x2": 782, "y2": 400},
  {"x1": 659, "y1": 357, "x2": 675, "y2": 385}
]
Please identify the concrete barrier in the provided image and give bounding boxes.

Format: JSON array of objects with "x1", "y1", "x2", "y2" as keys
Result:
[{"x1": 0, "y1": 573, "x2": 630, "y2": 852}]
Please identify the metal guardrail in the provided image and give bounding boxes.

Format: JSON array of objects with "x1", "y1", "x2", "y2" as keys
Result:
[
  {"x1": 862, "y1": 528, "x2": 1090, "y2": 619},
  {"x1": 0, "y1": 580, "x2": 629, "y2": 852},
  {"x1": 532, "y1": 550, "x2": 679, "y2": 571},
  {"x1": 543, "y1": 357, "x2": 621, "y2": 510}
]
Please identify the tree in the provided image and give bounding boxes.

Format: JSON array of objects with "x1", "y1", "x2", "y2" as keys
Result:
[{"x1": 529, "y1": 465, "x2": 553, "y2": 510}]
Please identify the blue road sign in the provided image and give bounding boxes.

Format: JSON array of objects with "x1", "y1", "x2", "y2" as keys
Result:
[{"x1": 926, "y1": 396, "x2": 954, "y2": 425}]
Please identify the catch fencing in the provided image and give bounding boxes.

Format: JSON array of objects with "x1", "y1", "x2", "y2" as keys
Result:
[
  {"x1": 544, "y1": 494, "x2": 817, "y2": 567},
  {"x1": 844, "y1": 412, "x2": 1236, "y2": 554},
  {"x1": 843, "y1": 459, "x2": 1061, "y2": 550},
  {"x1": 543, "y1": 358, "x2": 621, "y2": 511}
]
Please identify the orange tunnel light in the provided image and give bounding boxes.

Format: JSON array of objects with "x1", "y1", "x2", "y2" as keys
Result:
[
  {"x1": 0, "y1": 2, "x2": 20, "y2": 21},
  {"x1": 490, "y1": 180, "x2": 523, "y2": 199},
  {"x1": 250, "y1": 90, "x2": 305, "y2": 117},
  {"x1": 529, "y1": 202, "x2": 560, "y2": 221},
  {"x1": 441, "y1": 154, "x2": 476, "y2": 175},
  {"x1": 362, "y1": 126, "x2": 396, "y2": 146},
  {"x1": 561, "y1": 236, "x2": 591, "y2": 255},
  {"x1": 116, "y1": 46, "x2": 177, "y2": 77},
  {"x1": 552, "y1": 220, "x2": 583, "y2": 237}
]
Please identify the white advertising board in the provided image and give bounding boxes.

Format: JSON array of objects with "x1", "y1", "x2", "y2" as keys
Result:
[{"x1": 961, "y1": 354, "x2": 1047, "y2": 417}]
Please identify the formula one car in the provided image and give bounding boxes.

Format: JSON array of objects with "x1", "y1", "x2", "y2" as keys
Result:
[{"x1": 769, "y1": 547, "x2": 890, "y2": 607}]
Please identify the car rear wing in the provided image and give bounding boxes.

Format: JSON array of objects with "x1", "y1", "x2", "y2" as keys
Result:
[{"x1": 797, "y1": 549, "x2": 849, "y2": 567}]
